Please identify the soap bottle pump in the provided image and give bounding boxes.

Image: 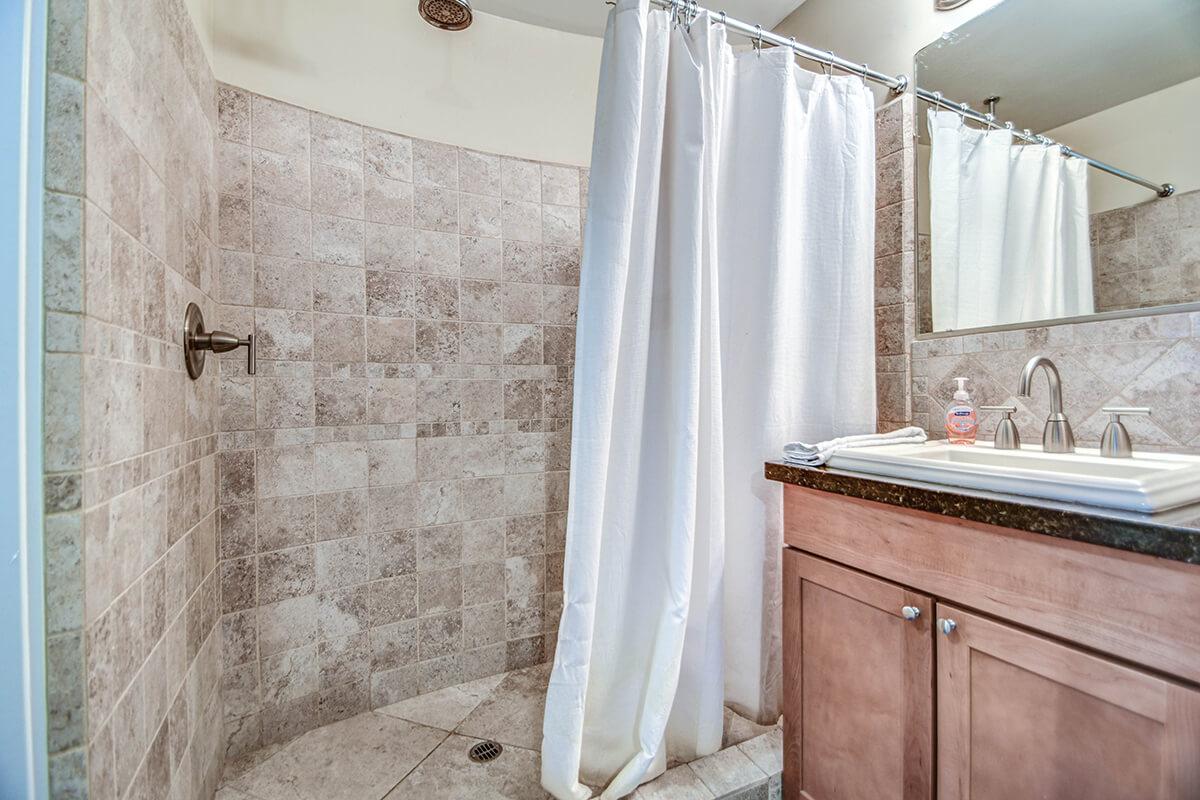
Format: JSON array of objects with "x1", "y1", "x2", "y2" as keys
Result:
[{"x1": 945, "y1": 377, "x2": 978, "y2": 445}]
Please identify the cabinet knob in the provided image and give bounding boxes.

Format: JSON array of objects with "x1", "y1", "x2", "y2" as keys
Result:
[
  {"x1": 938, "y1": 618, "x2": 957, "y2": 636},
  {"x1": 901, "y1": 605, "x2": 921, "y2": 621}
]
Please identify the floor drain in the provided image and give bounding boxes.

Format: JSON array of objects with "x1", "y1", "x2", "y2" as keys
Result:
[{"x1": 468, "y1": 740, "x2": 503, "y2": 763}]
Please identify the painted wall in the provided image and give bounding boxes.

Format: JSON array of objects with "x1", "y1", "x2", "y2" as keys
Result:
[
  {"x1": 1045, "y1": 75, "x2": 1200, "y2": 214},
  {"x1": 207, "y1": 0, "x2": 603, "y2": 167},
  {"x1": 774, "y1": 0, "x2": 1003, "y2": 105}
]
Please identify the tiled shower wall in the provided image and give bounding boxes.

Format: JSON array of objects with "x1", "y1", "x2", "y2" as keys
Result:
[
  {"x1": 873, "y1": 98, "x2": 1200, "y2": 454},
  {"x1": 212, "y1": 86, "x2": 580, "y2": 763},
  {"x1": 42, "y1": 0, "x2": 226, "y2": 797}
]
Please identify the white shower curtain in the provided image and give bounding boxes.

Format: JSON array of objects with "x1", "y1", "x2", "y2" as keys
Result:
[
  {"x1": 927, "y1": 110, "x2": 1094, "y2": 331},
  {"x1": 541, "y1": 3, "x2": 877, "y2": 798}
]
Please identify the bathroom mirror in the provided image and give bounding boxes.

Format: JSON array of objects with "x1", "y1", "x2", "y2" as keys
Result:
[{"x1": 913, "y1": 0, "x2": 1200, "y2": 335}]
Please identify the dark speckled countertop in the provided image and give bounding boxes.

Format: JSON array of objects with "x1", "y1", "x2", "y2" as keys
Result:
[{"x1": 765, "y1": 461, "x2": 1200, "y2": 566}]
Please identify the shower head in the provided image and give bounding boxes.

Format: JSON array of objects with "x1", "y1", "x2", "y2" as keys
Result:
[{"x1": 419, "y1": 0, "x2": 473, "y2": 31}]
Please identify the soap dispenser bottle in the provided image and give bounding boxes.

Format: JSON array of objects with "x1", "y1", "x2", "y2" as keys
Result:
[{"x1": 945, "y1": 377, "x2": 978, "y2": 445}]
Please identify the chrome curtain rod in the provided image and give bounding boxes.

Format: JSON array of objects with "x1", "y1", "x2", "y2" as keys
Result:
[
  {"x1": 638, "y1": 0, "x2": 1174, "y2": 198},
  {"x1": 916, "y1": 88, "x2": 1174, "y2": 197},
  {"x1": 646, "y1": 0, "x2": 908, "y2": 94}
]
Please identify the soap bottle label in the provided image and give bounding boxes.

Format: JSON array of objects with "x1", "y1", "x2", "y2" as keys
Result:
[{"x1": 946, "y1": 405, "x2": 977, "y2": 444}]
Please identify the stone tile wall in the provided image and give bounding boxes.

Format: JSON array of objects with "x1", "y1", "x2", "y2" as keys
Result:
[
  {"x1": 212, "y1": 87, "x2": 581, "y2": 767},
  {"x1": 41, "y1": 0, "x2": 227, "y2": 797},
  {"x1": 873, "y1": 95, "x2": 918, "y2": 432},
  {"x1": 1092, "y1": 188, "x2": 1200, "y2": 312},
  {"x1": 874, "y1": 99, "x2": 1200, "y2": 453},
  {"x1": 910, "y1": 314, "x2": 1200, "y2": 452}
]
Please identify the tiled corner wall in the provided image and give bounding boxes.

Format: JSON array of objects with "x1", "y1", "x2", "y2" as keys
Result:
[
  {"x1": 873, "y1": 95, "x2": 917, "y2": 432},
  {"x1": 41, "y1": 0, "x2": 227, "y2": 797},
  {"x1": 42, "y1": 0, "x2": 90, "y2": 792},
  {"x1": 874, "y1": 98, "x2": 1200, "y2": 453},
  {"x1": 211, "y1": 86, "x2": 581, "y2": 766},
  {"x1": 1091, "y1": 188, "x2": 1200, "y2": 312}
]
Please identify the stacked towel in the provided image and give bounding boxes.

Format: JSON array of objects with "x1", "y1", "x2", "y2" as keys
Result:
[{"x1": 782, "y1": 426, "x2": 928, "y2": 467}]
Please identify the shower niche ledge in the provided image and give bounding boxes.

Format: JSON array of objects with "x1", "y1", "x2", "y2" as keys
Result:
[{"x1": 774, "y1": 482, "x2": 1200, "y2": 800}]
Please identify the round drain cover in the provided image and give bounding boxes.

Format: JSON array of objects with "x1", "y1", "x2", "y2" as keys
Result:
[{"x1": 468, "y1": 740, "x2": 503, "y2": 763}]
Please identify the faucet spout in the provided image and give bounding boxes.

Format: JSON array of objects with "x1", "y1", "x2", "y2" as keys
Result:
[
  {"x1": 1016, "y1": 355, "x2": 1074, "y2": 453},
  {"x1": 1017, "y1": 356, "x2": 1065, "y2": 416}
]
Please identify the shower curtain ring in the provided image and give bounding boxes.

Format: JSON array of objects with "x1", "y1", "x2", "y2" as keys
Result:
[
  {"x1": 958, "y1": 102, "x2": 970, "y2": 122},
  {"x1": 860, "y1": 63, "x2": 869, "y2": 86},
  {"x1": 718, "y1": 10, "x2": 727, "y2": 26},
  {"x1": 754, "y1": 24, "x2": 763, "y2": 55},
  {"x1": 822, "y1": 51, "x2": 833, "y2": 76}
]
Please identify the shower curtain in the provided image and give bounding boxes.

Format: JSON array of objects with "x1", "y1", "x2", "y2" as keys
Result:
[
  {"x1": 541, "y1": 2, "x2": 877, "y2": 797},
  {"x1": 927, "y1": 110, "x2": 1094, "y2": 331}
]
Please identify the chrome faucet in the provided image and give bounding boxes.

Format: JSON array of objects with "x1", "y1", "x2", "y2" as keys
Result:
[{"x1": 1016, "y1": 356, "x2": 1075, "y2": 453}]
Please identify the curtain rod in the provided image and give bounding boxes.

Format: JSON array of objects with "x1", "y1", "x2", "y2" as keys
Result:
[
  {"x1": 916, "y1": 88, "x2": 1174, "y2": 197},
  {"x1": 636, "y1": 0, "x2": 1174, "y2": 198},
  {"x1": 645, "y1": 0, "x2": 908, "y2": 93}
]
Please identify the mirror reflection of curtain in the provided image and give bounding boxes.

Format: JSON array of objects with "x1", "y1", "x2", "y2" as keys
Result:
[{"x1": 927, "y1": 110, "x2": 1094, "y2": 330}]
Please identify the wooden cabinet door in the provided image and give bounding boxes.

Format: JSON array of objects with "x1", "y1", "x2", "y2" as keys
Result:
[
  {"x1": 783, "y1": 548, "x2": 933, "y2": 800},
  {"x1": 936, "y1": 603, "x2": 1200, "y2": 800}
]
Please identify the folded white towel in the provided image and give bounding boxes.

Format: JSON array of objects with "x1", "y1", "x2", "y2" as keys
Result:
[{"x1": 782, "y1": 426, "x2": 927, "y2": 467}]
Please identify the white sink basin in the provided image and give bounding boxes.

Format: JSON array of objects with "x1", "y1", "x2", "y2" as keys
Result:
[{"x1": 826, "y1": 441, "x2": 1200, "y2": 513}]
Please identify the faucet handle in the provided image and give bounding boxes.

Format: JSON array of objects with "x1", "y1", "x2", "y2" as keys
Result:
[
  {"x1": 980, "y1": 406, "x2": 1020, "y2": 450},
  {"x1": 1099, "y1": 407, "x2": 1150, "y2": 459},
  {"x1": 1101, "y1": 406, "x2": 1151, "y2": 419}
]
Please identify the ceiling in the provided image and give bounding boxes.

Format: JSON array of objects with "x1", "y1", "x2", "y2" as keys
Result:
[
  {"x1": 916, "y1": 0, "x2": 1200, "y2": 136},
  {"x1": 472, "y1": 0, "x2": 806, "y2": 38}
]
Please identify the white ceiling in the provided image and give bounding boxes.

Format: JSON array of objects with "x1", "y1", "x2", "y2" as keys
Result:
[
  {"x1": 473, "y1": 0, "x2": 806, "y2": 38},
  {"x1": 916, "y1": 0, "x2": 1200, "y2": 135}
]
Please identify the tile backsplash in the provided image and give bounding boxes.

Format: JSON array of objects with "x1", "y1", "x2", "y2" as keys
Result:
[
  {"x1": 212, "y1": 86, "x2": 580, "y2": 765},
  {"x1": 875, "y1": 98, "x2": 1200, "y2": 454}
]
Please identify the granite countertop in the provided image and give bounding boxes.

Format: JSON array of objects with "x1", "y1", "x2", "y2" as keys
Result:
[{"x1": 765, "y1": 461, "x2": 1200, "y2": 566}]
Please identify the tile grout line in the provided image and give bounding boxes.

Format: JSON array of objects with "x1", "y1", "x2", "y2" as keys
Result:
[{"x1": 374, "y1": 725, "x2": 455, "y2": 799}]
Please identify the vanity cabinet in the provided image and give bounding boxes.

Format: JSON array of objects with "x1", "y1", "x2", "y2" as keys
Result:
[
  {"x1": 935, "y1": 604, "x2": 1200, "y2": 799},
  {"x1": 782, "y1": 550, "x2": 933, "y2": 800},
  {"x1": 780, "y1": 485, "x2": 1200, "y2": 800}
]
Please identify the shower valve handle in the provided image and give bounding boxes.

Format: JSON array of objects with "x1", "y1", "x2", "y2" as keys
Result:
[
  {"x1": 184, "y1": 302, "x2": 255, "y2": 378},
  {"x1": 191, "y1": 330, "x2": 256, "y2": 375}
]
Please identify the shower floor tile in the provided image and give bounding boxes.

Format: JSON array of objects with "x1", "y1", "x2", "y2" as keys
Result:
[
  {"x1": 455, "y1": 662, "x2": 551, "y2": 750},
  {"x1": 217, "y1": 662, "x2": 781, "y2": 800},
  {"x1": 382, "y1": 733, "x2": 550, "y2": 799},
  {"x1": 221, "y1": 712, "x2": 446, "y2": 800},
  {"x1": 377, "y1": 672, "x2": 508, "y2": 731}
]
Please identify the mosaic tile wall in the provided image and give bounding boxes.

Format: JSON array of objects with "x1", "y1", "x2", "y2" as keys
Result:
[
  {"x1": 41, "y1": 0, "x2": 227, "y2": 796},
  {"x1": 874, "y1": 99, "x2": 1200, "y2": 453},
  {"x1": 212, "y1": 86, "x2": 581, "y2": 765}
]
